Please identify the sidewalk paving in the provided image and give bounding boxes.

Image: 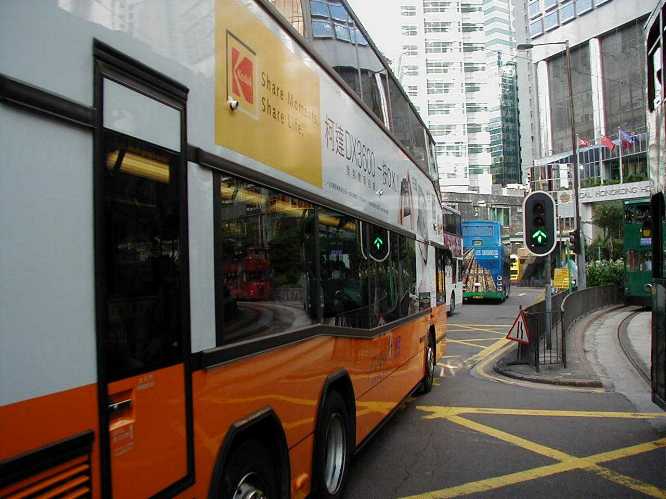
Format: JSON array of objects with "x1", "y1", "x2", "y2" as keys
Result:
[{"x1": 494, "y1": 304, "x2": 650, "y2": 390}]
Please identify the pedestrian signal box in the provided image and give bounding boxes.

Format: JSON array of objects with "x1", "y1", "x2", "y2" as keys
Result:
[
  {"x1": 523, "y1": 191, "x2": 557, "y2": 256},
  {"x1": 361, "y1": 223, "x2": 390, "y2": 262}
]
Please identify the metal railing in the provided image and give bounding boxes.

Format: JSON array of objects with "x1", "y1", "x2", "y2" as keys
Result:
[
  {"x1": 515, "y1": 285, "x2": 622, "y2": 370},
  {"x1": 516, "y1": 291, "x2": 568, "y2": 370}
]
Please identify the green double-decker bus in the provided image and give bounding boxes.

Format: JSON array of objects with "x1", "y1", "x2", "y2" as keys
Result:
[{"x1": 624, "y1": 199, "x2": 660, "y2": 305}]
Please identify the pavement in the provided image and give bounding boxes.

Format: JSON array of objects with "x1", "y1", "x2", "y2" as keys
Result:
[{"x1": 494, "y1": 302, "x2": 657, "y2": 402}]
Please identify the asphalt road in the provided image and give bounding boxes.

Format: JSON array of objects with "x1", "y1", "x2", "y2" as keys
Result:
[{"x1": 344, "y1": 287, "x2": 666, "y2": 498}]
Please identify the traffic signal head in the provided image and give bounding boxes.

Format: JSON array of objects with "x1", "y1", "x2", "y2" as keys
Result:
[
  {"x1": 523, "y1": 191, "x2": 556, "y2": 256},
  {"x1": 362, "y1": 223, "x2": 390, "y2": 262},
  {"x1": 569, "y1": 228, "x2": 580, "y2": 254}
]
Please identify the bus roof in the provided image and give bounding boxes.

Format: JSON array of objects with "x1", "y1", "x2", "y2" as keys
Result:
[{"x1": 462, "y1": 220, "x2": 502, "y2": 227}]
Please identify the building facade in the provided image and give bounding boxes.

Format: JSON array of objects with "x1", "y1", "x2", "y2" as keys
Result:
[
  {"x1": 485, "y1": 0, "x2": 523, "y2": 186},
  {"x1": 518, "y1": 0, "x2": 655, "y2": 244},
  {"x1": 396, "y1": 0, "x2": 495, "y2": 193}
]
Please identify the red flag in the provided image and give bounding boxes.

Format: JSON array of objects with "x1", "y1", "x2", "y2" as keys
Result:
[
  {"x1": 578, "y1": 137, "x2": 591, "y2": 147},
  {"x1": 600, "y1": 135, "x2": 615, "y2": 152}
]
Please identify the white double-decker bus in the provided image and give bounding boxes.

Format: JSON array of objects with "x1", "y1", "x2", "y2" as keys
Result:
[{"x1": 442, "y1": 205, "x2": 464, "y2": 315}]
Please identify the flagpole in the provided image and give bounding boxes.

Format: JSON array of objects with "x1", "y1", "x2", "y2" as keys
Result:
[{"x1": 618, "y1": 127, "x2": 624, "y2": 184}]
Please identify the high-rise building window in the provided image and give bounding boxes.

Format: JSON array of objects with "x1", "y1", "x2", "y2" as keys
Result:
[
  {"x1": 529, "y1": 18, "x2": 543, "y2": 38},
  {"x1": 468, "y1": 144, "x2": 485, "y2": 154},
  {"x1": 425, "y1": 21, "x2": 451, "y2": 33},
  {"x1": 576, "y1": 0, "x2": 593, "y2": 15},
  {"x1": 463, "y1": 43, "x2": 484, "y2": 52},
  {"x1": 528, "y1": 0, "x2": 541, "y2": 18},
  {"x1": 466, "y1": 102, "x2": 487, "y2": 112},
  {"x1": 460, "y1": 3, "x2": 482, "y2": 13},
  {"x1": 423, "y1": 0, "x2": 452, "y2": 13},
  {"x1": 467, "y1": 123, "x2": 484, "y2": 133},
  {"x1": 560, "y1": 2, "x2": 575, "y2": 23},
  {"x1": 426, "y1": 41, "x2": 454, "y2": 53},
  {"x1": 403, "y1": 44, "x2": 419, "y2": 56},
  {"x1": 465, "y1": 82, "x2": 482, "y2": 93},
  {"x1": 544, "y1": 11, "x2": 558, "y2": 31},
  {"x1": 428, "y1": 101, "x2": 456, "y2": 115},
  {"x1": 464, "y1": 62, "x2": 485, "y2": 73},
  {"x1": 543, "y1": 0, "x2": 558, "y2": 11},
  {"x1": 401, "y1": 5, "x2": 417, "y2": 16},
  {"x1": 429, "y1": 124, "x2": 457, "y2": 136},
  {"x1": 269, "y1": 0, "x2": 304, "y2": 35},
  {"x1": 401, "y1": 24, "x2": 418, "y2": 35},
  {"x1": 462, "y1": 23, "x2": 483, "y2": 32},
  {"x1": 312, "y1": 20, "x2": 334, "y2": 38},
  {"x1": 404, "y1": 65, "x2": 419, "y2": 76},
  {"x1": 548, "y1": 44, "x2": 594, "y2": 153},
  {"x1": 601, "y1": 22, "x2": 646, "y2": 133},
  {"x1": 427, "y1": 81, "x2": 453, "y2": 94},
  {"x1": 407, "y1": 85, "x2": 418, "y2": 97},
  {"x1": 426, "y1": 60, "x2": 451, "y2": 74}
]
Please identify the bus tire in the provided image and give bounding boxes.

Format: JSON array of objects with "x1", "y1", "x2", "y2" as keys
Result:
[
  {"x1": 418, "y1": 334, "x2": 436, "y2": 394},
  {"x1": 449, "y1": 292, "x2": 456, "y2": 315},
  {"x1": 312, "y1": 390, "x2": 352, "y2": 499},
  {"x1": 221, "y1": 439, "x2": 279, "y2": 499}
]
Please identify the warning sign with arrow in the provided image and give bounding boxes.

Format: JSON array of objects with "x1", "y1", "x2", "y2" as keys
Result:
[{"x1": 506, "y1": 309, "x2": 531, "y2": 344}]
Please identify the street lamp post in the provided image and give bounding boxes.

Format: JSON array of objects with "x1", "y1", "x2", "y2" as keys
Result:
[{"x1": 517, "y1": 41, "x2": 587, "y2": 290}]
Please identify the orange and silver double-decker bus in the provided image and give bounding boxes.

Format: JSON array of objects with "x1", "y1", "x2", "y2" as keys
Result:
[{"x1": 0, "y1": 1, "x2": 448, "y2": 497}]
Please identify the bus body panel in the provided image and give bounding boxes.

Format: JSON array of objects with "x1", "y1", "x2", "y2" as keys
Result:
[
  {"x1": 188, "y1": 311, "x2": 443, "y2": 498},
  {"x1": 0, "y1": 384, "x2": 101, "y2": 497}
]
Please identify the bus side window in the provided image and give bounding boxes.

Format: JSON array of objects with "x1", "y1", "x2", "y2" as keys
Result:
[{"x1": 213, "y1": 174, "x2": 317, "y2": 345}]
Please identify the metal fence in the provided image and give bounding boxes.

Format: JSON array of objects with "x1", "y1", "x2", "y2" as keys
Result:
[
  {"x1": 516, "y1": 291, "x2": 568, "y2": 370},
  {"x1": 516, "y1": 286, "x2": 623, "y2": 370}
]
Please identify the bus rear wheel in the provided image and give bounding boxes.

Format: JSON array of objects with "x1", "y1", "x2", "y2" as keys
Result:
[
  {"x1": 313, "y1": 391, "x2": 352, "y2": 499},
  {"x1": 419, "y1": 335, "x2": 435, "y2": 394},
  {"x1": 222, "y1": 439, "x2": 279, "y2": 499}
]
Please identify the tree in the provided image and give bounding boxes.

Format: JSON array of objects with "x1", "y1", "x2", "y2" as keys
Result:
[{"x1": 590, "y1": 201, "x2": 624, "y2": 260}]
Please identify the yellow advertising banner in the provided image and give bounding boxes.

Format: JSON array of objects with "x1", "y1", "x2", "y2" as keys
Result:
[
  {"x1": 215, "y1": 0, "x2": 322, "y2": 187},
  {"x1": 553, "y1": 267, "x2": 570, "y2": 290}
]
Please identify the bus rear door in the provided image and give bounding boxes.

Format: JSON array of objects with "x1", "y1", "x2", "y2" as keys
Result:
[{"x1": 96, "y1": 56, "x2": 192, "y2": 496}]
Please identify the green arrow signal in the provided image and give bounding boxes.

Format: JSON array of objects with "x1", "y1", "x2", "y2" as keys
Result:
[
  {"x1": 374, "y1": 236, "x2": 384, "y2": 250},
  {"x1": 532, "y1": 229, "x2": 548, "y2": 244}
]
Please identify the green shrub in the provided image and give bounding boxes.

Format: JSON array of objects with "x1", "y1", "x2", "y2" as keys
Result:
[{"x1": 586, "y1": 259, "x2": 624, "y2": 288}]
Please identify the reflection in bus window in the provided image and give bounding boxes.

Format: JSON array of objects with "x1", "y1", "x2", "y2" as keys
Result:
[
  {"x1": 213, "y1": 175, "x2": 316, "y2": 345},
  {"x1": 269, "y1": 0, "x2": 304, "y2": 35},
  {"x1": 319, "y1": 208, "x2": 365, "y2": 327},
  {"x1": 102, "y1": 133, "x2": 183, "y2": 380}
]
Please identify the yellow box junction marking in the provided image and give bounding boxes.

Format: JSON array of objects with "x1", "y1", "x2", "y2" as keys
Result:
[
  {"x1": 402, "y1": 405, "x2": 666, "y2": 498},
  {"x1": 446, "y1": 339, "x2": 488, "y2": 349}
]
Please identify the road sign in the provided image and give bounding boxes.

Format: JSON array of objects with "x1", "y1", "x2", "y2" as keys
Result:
[
  {"x1": 506, "y1": 310, "x2": 530, "y2": 344},
  {"x1": 553, "y1": 267, "x2": 570, "y2": 290}
]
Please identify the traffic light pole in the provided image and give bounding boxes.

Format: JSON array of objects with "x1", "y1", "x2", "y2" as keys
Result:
[
  {"x1": 565, "y1": 41, "x2": 587, "y2": 289},
  {"x1": 545, "y1": 255, "x2": 552, "y2": 349}
]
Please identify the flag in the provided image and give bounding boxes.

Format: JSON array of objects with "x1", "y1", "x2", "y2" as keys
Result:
[
  {"x1": 600, "y1": 135, "x2": 615, "y2": 152},
  {"x1": 578, "y1": 137, "x2": 591, "y2": 147},
  {"x1": 619, "y1": 128, "x2": 637, "y2": 150}
]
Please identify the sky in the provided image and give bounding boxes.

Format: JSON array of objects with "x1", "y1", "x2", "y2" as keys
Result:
[{"x1": 346, "y1": 0, "x2": 402, "y2": 66}]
